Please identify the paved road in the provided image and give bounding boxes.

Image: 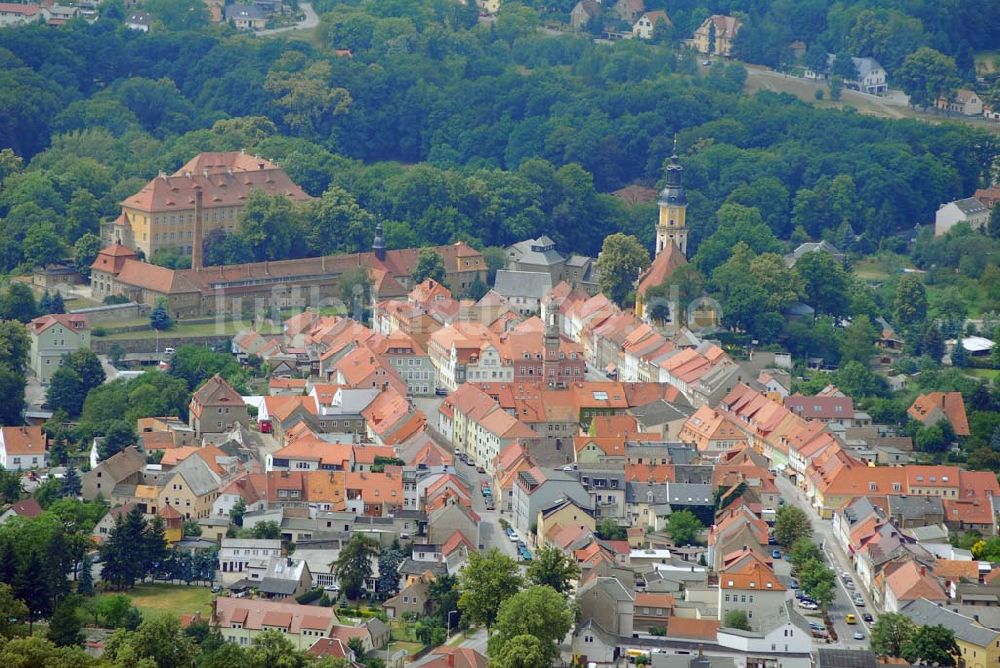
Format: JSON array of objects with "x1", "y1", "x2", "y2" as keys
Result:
[
  {"x1": 775, "y1": 475, "x2": 874, "y2": 649},
  {"x1": 458, "y1": 461, "x2": 519, "y2": 560},
  {"x1": 256, "y1": 2, "x2": 318, "y2": 36}
]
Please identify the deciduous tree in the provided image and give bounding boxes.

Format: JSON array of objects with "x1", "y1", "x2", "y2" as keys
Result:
[
  {"x1": 596, "y1": 233, "x2": 650, "y2": 307},
  {"x1": 870, "y1": 612, "x2": 917, "y2": 657},
  {"x1": 773, "y1": 506, "x2": 812, "y2": 548},
  {"x1": 487, "y1": 586, "x2": 573, "y2": 665},
  {"x1": 526, "y1": 546, "x2": 580, "y2": 594},
  {"x1": 332, "y1": 534, "x2": 378, "y2": 600},
  {"x1": 457, "y1": 548, "x2": 523, "y2": 629}
]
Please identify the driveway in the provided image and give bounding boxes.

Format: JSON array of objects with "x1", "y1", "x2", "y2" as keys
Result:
[{"x1": 256, "y1": 2, "x2": 317, "y2": 36}]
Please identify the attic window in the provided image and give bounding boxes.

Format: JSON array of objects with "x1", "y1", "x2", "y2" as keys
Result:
[
  {"x1": 749, "y1": 582, "x2": 756, "y2": 588},
  {"x1": 942, "y1": 476, "x2": 949, "y2": 482},
  {"x1": 916, "y1": 476, "x2": 924, "y2": 482},
  {"x1": 766, "y1": 582, "x2": 773, "y2": 588},
  {"x1": 593, "y1": 391, "x2": 608, "y2": 401},
  {"x1": 727, "y1": 580, "x2": 733, "y2": 587}
]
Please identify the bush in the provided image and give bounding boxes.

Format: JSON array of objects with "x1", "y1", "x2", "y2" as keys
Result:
[
  {"x1": 814, "y1": 89, "x2": 825, "y2": 100},
  {"x1": 92, "y1": 326, "x2": 107, "y2": 337},
  {"x1": 296, "y1": 589, "x2": 323, "y2": 605},
  {"x1": 649, "y1": 626, "x2": 666, "y2": 636}
]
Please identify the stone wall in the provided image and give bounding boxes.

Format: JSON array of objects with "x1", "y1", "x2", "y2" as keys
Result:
[
  {"x1": 70, "y1": 302, "x2": 149, "y2": 323},
  {"x1": 92, "y1": 335, "x2": 231, "y2": 355}
]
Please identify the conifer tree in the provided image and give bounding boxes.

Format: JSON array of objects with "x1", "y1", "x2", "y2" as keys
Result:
[{"x1": 61, "y1": 465, "x2": 81, "y2": 498}]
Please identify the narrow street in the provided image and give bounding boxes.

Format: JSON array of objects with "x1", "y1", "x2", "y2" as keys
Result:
[{"x1": 775, "y1": 476, "x2": 875, "y2": 649}]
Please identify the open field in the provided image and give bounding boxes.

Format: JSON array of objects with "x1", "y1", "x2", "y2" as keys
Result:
[
  {"x1": 967, "y1": 368, "x2": 1000, "y2": 381},
  {"x1": 97, "y1": 584, "x2": 214, "y2": 619},
  {"x1": 744, "y1": 65, "x2": 1000, "y2": 133}
]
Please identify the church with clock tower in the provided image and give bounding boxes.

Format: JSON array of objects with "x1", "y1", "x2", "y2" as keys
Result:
[{"x1": 634, "y1": 142, "x2": 691, "y2": 319}]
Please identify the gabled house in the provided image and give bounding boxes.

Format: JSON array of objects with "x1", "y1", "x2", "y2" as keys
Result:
[
  {"x1": 632, "y1": 10, "x2": 670, "y2": 39},
  {"x1": 189, "y1": 374, "x2": 248, "y2": 434},
  {"x1": 935, "y1": 197, "x2": 990, "y2": 236},
  {"x1": 83, "y1": 446, "x2": 145, "y2": 500},
  {"x1": 213, "y1": 597, "x2": 336, "y2": 650},
  {"x1": 693, "y1": 15, "x2": 742, "y2": 56},
  {"x1": 908, "y1": 391, "x2": 971, "y2": 436},
  {"x1": 0, "y1": 426, "x2": 47, "y2": 470},
  {"x1": 937, "y1": 88, "x2": 984, "y2": 116}
]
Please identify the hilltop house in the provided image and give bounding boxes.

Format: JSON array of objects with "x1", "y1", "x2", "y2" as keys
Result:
[
  {"x1": 693, "y1": 15, "x2": 741, "y2": 56},
  {"x1": 935, "y1": 197, "x2": 990, "y2": 236}
]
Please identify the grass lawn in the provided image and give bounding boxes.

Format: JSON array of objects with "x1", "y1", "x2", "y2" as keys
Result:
[
  {"x1": 388, "y1": 640, "x2": 424, "y2": 657},
  {"x1": 967, "y1": 368, "x2": 1000, "y2": 381},
  {"x1": 98, "y1": 584, "x2": 215, "y2": 618},
  {"x1": 101, "y1": 320, "x2": 282, "y2": 341}
]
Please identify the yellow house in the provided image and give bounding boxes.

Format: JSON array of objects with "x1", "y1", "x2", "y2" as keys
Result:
[
  {"x1": 158, "y1": 456, "x2": 222, "y2": 520},
  {"x1": 692, "y1": 15, "x2": 742, "y2": 57},
  {"x1": 902, "y1": 599, "x2": 999, "y2": 668},
  {"x1": 574, "y1": 436, "x2": 625, "y2": 464},
  {"x1": 536, "y1": 497, "x2": 595, "y2": 543}
]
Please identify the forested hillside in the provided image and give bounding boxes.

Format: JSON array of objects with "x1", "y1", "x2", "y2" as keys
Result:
[{"x1": 0, "y1": 1, "x2": 994, "y2": 271}]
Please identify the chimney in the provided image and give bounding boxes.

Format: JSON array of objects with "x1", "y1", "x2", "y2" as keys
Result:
[
  {"x1": 447, "y1": 652, "x2": 455, "y2": 667},
  {"x1": 192, "y1": 186, "x2": 204, "y2": 271}
]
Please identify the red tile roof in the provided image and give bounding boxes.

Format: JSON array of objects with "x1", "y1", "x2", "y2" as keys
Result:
[{"x1": 908, "y1": 392, "x2": 970, "y2": 436}]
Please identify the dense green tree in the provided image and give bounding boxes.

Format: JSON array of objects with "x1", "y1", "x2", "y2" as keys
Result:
[
  {"x1": 0, "y1": 321, "x2": 30, "y2": 375},
  {"x1": 149, "y1": 299, "x2": 173, "y2": 331},
  {"x1": 897, "y1": 47, "x2": 960, "y2": 109},
  {"x1": 525, "y1": 546, "x2": 580, "y2": 594},
  {"x1": 412, "y1": 248, "x2": 447, "y2": 285},
  {"x1": 666, "y1": 510, "x2": 704, "y2": 546},
  {"x1": 0, "y1": 284, "x2": 37, "y2": 324},
  {"x1": 99, "y1": 421, "x2": 136, "y2": 461},
  {"x1": 695, "y1": 204, "x2": 782, "y2": 276},
  {"x1": 487, "y1": 586, "x2": 573, "y2": 665},
  {"x1": 596, "y1": 517, "x2": 627, "y2": 540},
  {"x1": 490, "y1": 634, "x2": 548, "y2": 668},
  {"x1": 332, "y1": 534, "x2": 378, "y2": 600},
  {"x1": 870, "y1": 612, "x2": 917, "y2": 658},
  {"x1": 723, "y1": 609, "x2": 751, "y2": 631},
  {"x1": 773, "y1": 506, "x2": 812, "y2": 548},
  {"x1": 104, "y1": 615, "x2": 198, "y2": 668},
  {"x1": 922, "y1": 323, "x2": 945, "y2": 363},
  {"x1": 0, "y1": 365, "x2": 26, "y2": 426},
  {"x1": 23, "y1": 224, "x2": 67, "y2": 269},
  {"x1": 901, "y1": 624, "x2": 958, "y2": 665},
  {"x1": 76, "y1": 556, "x2": 94, "y2": 597},
  {"x1": 795, "y1": 251, "x2": 850, "y2": 317},
  {"x1": 47, "y1": 367, "x2": 84, "y2": 417},
  {"x1": 457, "y1": 548, "x2": 523, "y2": 629},
  {"x1": 596, "y1": 233, "x2": 650, "y2": 307},
  {"x1": 894, "y1": 274, "x2": 928, "y2": 330},
  {"x1": 47, "y1": 595, "x2": 84, "y2": 647},
  {"x1": 0, "y1": 583, "x2": 28, "y2": 638},
  {"x1": 249, "y1": 521, "x2": 281, "y2": 540},
  {"x1": 428, "y1": 573, "x2": 460, "y2": 626}
]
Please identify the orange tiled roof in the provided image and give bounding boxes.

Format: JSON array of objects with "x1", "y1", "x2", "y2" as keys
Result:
[
  {"x1": 933, "y1": 559, "x2": 979, "y2": 581},
  {"x1": 665, "y1": 617, "x2": 719, "y2": 640},
  {"x1": 908, "y1": 392, "x2": 970, "y2": 436},
  {"x1": 0, "y1": 426, "x2": 46, "y2": 456}
]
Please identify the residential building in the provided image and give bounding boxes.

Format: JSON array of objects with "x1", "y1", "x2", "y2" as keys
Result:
[
  {"x1": 899, "y1": 598, "x2": 999, "y2": 668},
  {"x1": 692, "y1": 15, "x2": 742, "y2": 57},
  {"x1": 717, "y1": 554, "x2": 786, "y2": 631},
  {"x1": 937, "y1": 88, "x2": 984, "y2": 116},
  {"x1": 0, "y1": 498, "x2": 42, "y2": 525},
  {"x1": 213, "y1": 597, "x2": 337, "y2": 650},
  {"x1": 908, "y1": 391, "x2": 971, "y2": 436},
  {"x1": 0, "y1": 3, "x2": 40, "y2": 27},
  {"x1": 225, "y1": 3, "x2": 266, "y2": 29},
  {"x1": 125, "y1": 11, "x2": 150, "y2": 31},
  {"x1": 935, "y1": 197, "x2": 990, "y2": 236},
  {"x1": 784, "y1": 240, "x2": 845, "y2": 267},
  {"x1": 83, "y1": 446, "x2": 145, "y2": 500},
  {"x1": 219, "y1": 538, "x2": 282, "y2": 583},
  {"x1": 822, "y1": 55, "x2": 887, "y2": 95},
  {"x1": 633, "y1": 592, "x2": 675, "y2": 632},
  {"x1": 27, "y1": 313, "x2": 90, "y2": 383},
  {"x1": 189, "y1": 374, "x2": 249, "y2": 434},
  {"x1": 511, "y1": 467, "x2": 592, "y2": 537},
  {"x1": 570, "y1": 0, "x2": 601, "y2": 31},
  {"x1": 493, "y1": 270, "x2": 553, "y2": 316},
  {"x1": 576, "y1": 576, "x2": 634, "y2": 639},
  {"x1": 416, "y1": 647, "x2": 488, "y2": 668},
  {"x1": 632, "y1": 10, "x2": 670, "y2": 39},
  {"x1": 0, "y1": 426, "x2": 47, "y2": 470}
]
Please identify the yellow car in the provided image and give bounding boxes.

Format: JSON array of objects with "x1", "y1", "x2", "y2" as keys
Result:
[{"x1": 845, "y1": 614, "x2": 857, "y2": 625}]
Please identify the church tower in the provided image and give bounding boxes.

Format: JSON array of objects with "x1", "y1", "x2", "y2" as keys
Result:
[
  {"x1": 656, "y1": 139, "x2": 688, "y2": 258},
  {"x1": 542, "y1": 297, "x2": 562, "y2": 387},
  {"x1": 372, "y1": 219, "x2": 386, "y2": 262}
]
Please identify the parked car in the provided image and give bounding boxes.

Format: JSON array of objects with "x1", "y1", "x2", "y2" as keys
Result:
[
  {"x1": 771, "y1": 549, "x2": 782, "y2": 559},
  {"x1": 845, "y1": 614, "x2": 857, "y2": 624},
  {"x1": 854, "y1": 598, "x2": 865, "y2": 607},
  {"x1": 211, "y1": 585, "x2": 222, "y2": 593},
  {"x1": 798, "y1": 601, "x2": 819, "y2": 610},
  {"x1": 476, "y1": 466, "x2": 486, "y2": 474},
  {"x1": 486, "y1": 501, "x2": 495, "y2": 510},
  {"x1": 435, "y1": 387, "x2": 448, "y2": 396},
  {"x1": 789, "y1": 579, "x2": 799, "y2": 589},
  {"x1": 853, "y1": 631, "x2": 865, "y2": 640},
  {"x1": 862, "y1": 613, "x2": 874, "y2": 623},
  {"x1": 845, "y1": 580, "x2": 855, "y2": 589}
]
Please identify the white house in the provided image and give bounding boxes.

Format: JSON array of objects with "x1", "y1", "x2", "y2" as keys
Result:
[
  {"x1": 125, "y1": 11, "x2": 150, "y2": 31},
  {"x1": 632, "y1": 10, "x2": 670, "y2": 40},
  {"x1": 716, "y1": 601, "x2": 813, "y2": 654},
  {"x1": 935, "y1": 197, "x2": 990, "y2": 236},
  {"x1": 219, "y1": 538, "x2": 282, "y2": 584},
  {"x1": 806, "y1": 55, "x2": 887, "y2": 95},
  {"x1": 0, "y1": 426, "x2": 48, "y2": 471}
]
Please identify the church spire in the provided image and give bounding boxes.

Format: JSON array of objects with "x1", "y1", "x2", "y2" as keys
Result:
[
  {"x1": 654, "y1": 134, "x2": 688, "y2": 258},
  {"x1": 372, "y1": 219, "x2": 386, "y2": 262}
]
